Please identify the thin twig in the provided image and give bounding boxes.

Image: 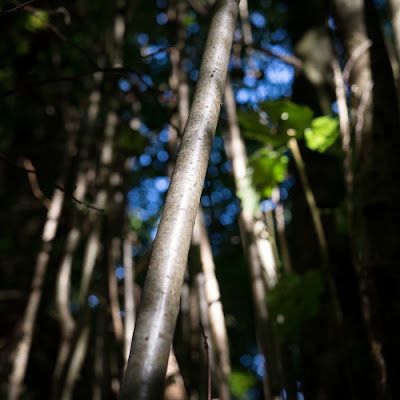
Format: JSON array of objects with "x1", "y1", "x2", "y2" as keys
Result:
[
  {"x1": 332, "y1": 57, "x2": 353, "y2": 216},
  {"x1": 0, "y1": 0, "x2": 35, "y2": 15},
  {"x1": 189, "y1": 0, "x2": 209, "y2": 16},
  {"x1": 252, "y1": 44, "x2": 303, "y2": 69},
  {"x1": 343, "y1": 39, "x2": 372, "y2": 82},
  {"x1": 24, "y1": 5, "x2": 66, "y2": 40},
  {"x1": 199, "y1": 322, "x2": 211, "y2": 400},
  {"x1": 355, "y1": 79, "x2": 374, "y2": 155},
  {"x1": 23, "y1": 158, "x2": 51, "y2": 208},
  {"x1": 0, "y1": 152, "x2": 104, "y2": 212}
]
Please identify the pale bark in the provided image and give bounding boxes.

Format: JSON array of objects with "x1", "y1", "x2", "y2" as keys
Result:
[
  {"x1": 223, "y1": 77, "x2": 279, "y2": 400},
  {"x1": 196, "y1": 272, "x2": 215, "y2": 390},
  {"x1": 8, "y1": 188, "x2": 65, "y2": 400},
  {"x1": 192, "y1": 208, "x2": 231, "y2": 400},
  {"x1": 93, "y1": 312, "x2": 106, "y2": 400},
  {"x1": 60, "y1": 321, "x2": 91, "y2": 400},
  {"x1": 79, "y1": 108, "x2": 118, "y2": 305},
  {"x1": 58, "y1": 101, "x2": 119, "y2": 400},
  {"x1": 162, "y1": 3, "x2": 199, "y2": 398},
  {"x1": 8, "y1": 105, "x2": 78, "y2": 399},
  {"x1": 108, "y1": 236, "x2": 124, "y2": 344},
  {"x1": 331, "y1": 0, "x2": 373, "y2": 147},
  {"x1": 388, "y1": 0, "x2": 400, "y2": 67},
  {"x1": 239, "y1": 0, "x2": 253, "y2": 49},
  {"x1": 58, "y1": 3, "x2": 126, "y2": 394},
  {"x1": 166, "y1": 0, "x2": 184, "y2": 177},
  {"x1": 53, "y1": 72, "x2": 103, "y2": 392},
  {"x1": 272, "y1": 188, "x2": 292, "y2": 274},
  {"x1": 119, "y1": 2, "x2": 239, "y2": 399},
  {"x1": 164, "y1": 348, "x2": 188, "y2": 400},
  {"x1": 123, "y1": 227, "x2": 136, "y2": 367}
]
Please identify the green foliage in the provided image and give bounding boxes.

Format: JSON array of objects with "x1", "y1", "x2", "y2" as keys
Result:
[
  {"x1": 24, "y1": 11, "x2": 49, "y2": 32},
  {"x1": 229, "y1": 369, "x2": 257, "y2": 400},
  {"x1": 183, "y1": 12, "x2": 196, "y2": 27},
  {"x1": 238, "y1": 100, "x2": 313, "y2": 146},
  {"x1": 267, "y1": 270, "x2": 325, "y2": 340},
  {"x1": 238, "y1": 109, "x2": 280, "y2": 145},
  {"x1": 248, "y1": 148, "x2": 288, "y2": 198},
  {"x1": 304, "y1": 116, "x2": 339, "y2": 152},
  {"x1": 239, "y1": 100, "x2": 339, "y2": 202},
  {"x1": 259, "y1": 100, "x2": 314, "y2": 138},
  {"x1": 130, "y1": 214, "x2": 144, "y2": 232},
  {"x1": 239, "y1": 101, "x2": 339, "y2": 153}
]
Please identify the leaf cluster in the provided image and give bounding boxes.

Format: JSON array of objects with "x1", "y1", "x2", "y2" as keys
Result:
[{"x1": 238, "y1": 100, "x2": 339, "y2": 199}]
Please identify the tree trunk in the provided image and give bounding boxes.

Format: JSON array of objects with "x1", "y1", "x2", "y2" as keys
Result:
[
  {"x1": 119, "y1": 2, "x2": 239, "y2": 399},
  {"x1": 332, "y1": 0, "x2": 400, "y2": 398}
]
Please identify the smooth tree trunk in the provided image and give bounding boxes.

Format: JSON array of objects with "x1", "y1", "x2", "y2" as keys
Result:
[
  {"x1": 8, "y1": 107, "x2": 77, "y2": 400},
  {"x1": 191, "y1": 207, "x2": 231, "y2": 400},
  {"x1": 53, "y1": 71, "x2": 103, "y2": 393},
  {"x1": 8, "y1": 187, "x2": 65, "y2": 400},
  {"x1": 119, "y1": 2, "x2": 239, "y2": 399},
  {"x1": 223, "y1": 77, "x2": 279, "y2": 400}
]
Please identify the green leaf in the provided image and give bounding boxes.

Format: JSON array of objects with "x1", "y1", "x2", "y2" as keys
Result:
[
  {"x1": 304, "y1": 116, "x2": 339, "y2": 152},
  {"x1": 130, "y1": 214, "x2": 144, "y2": 231},
  {"x1": 238, "y1": 101, "x2": 314, "y2": 146},
  {"x1": 24, "y1": 11, "x2": 49, "y2": 32},
  {"x1": 260, "y1": 100, "x2": 314, "y2": 139},
  {"x1": 230, "y1": 370, "x2": 257, "y2": 400},
  {"x1": 183, "y1": 12, "x2": 196, "y2": 27},
  {"x1": 248, "y1": 148, "x2": 289, "y2": 198},
  {"x1": 238, "y1": 108, "x2": 290, "y2": 146}
]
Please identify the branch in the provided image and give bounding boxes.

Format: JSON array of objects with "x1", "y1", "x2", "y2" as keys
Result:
[
  {"x1": 24, "y1": 5, "x2": 66, "y2": 40},
  {"x1": 0, "y1": 152, "x2": 103, "y2": 212},
  {"x1": 0, "y1": 0, "x2": 35, "y2": 15},
  {"x1": 343, "y1": 39, "x2": 372, "y2": 82},
  {"x1": 253, "y1": 44, "x2": 303, "y2": 69},
  {"x1": 355, "y1": 79, "x2": 374, "y2": 154},
  {"x1": 23, "y1": 158, "x2": 51, "y2": 208},
  {"x1": 200, "y1": 322, "x2": 211, "y2": 400},
  {"x1": 119, "y1": 1, "x2": 239, "y2": 399}
]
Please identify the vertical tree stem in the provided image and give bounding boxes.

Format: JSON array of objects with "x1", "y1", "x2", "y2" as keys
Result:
[{"x1": 120, "y1": 2, "x2": 239, "y2": 399}]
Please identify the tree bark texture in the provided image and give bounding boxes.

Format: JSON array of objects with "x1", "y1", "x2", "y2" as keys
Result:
[
  {"x1": 119, "y1": 2, "x2": 239, "y2": 399},
  {"x1": 223, "y1": 77, "x2": 279, "y2": 400},
  {"x1": 332, "y1": 1, "x2": 400, "y2": 398}
]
